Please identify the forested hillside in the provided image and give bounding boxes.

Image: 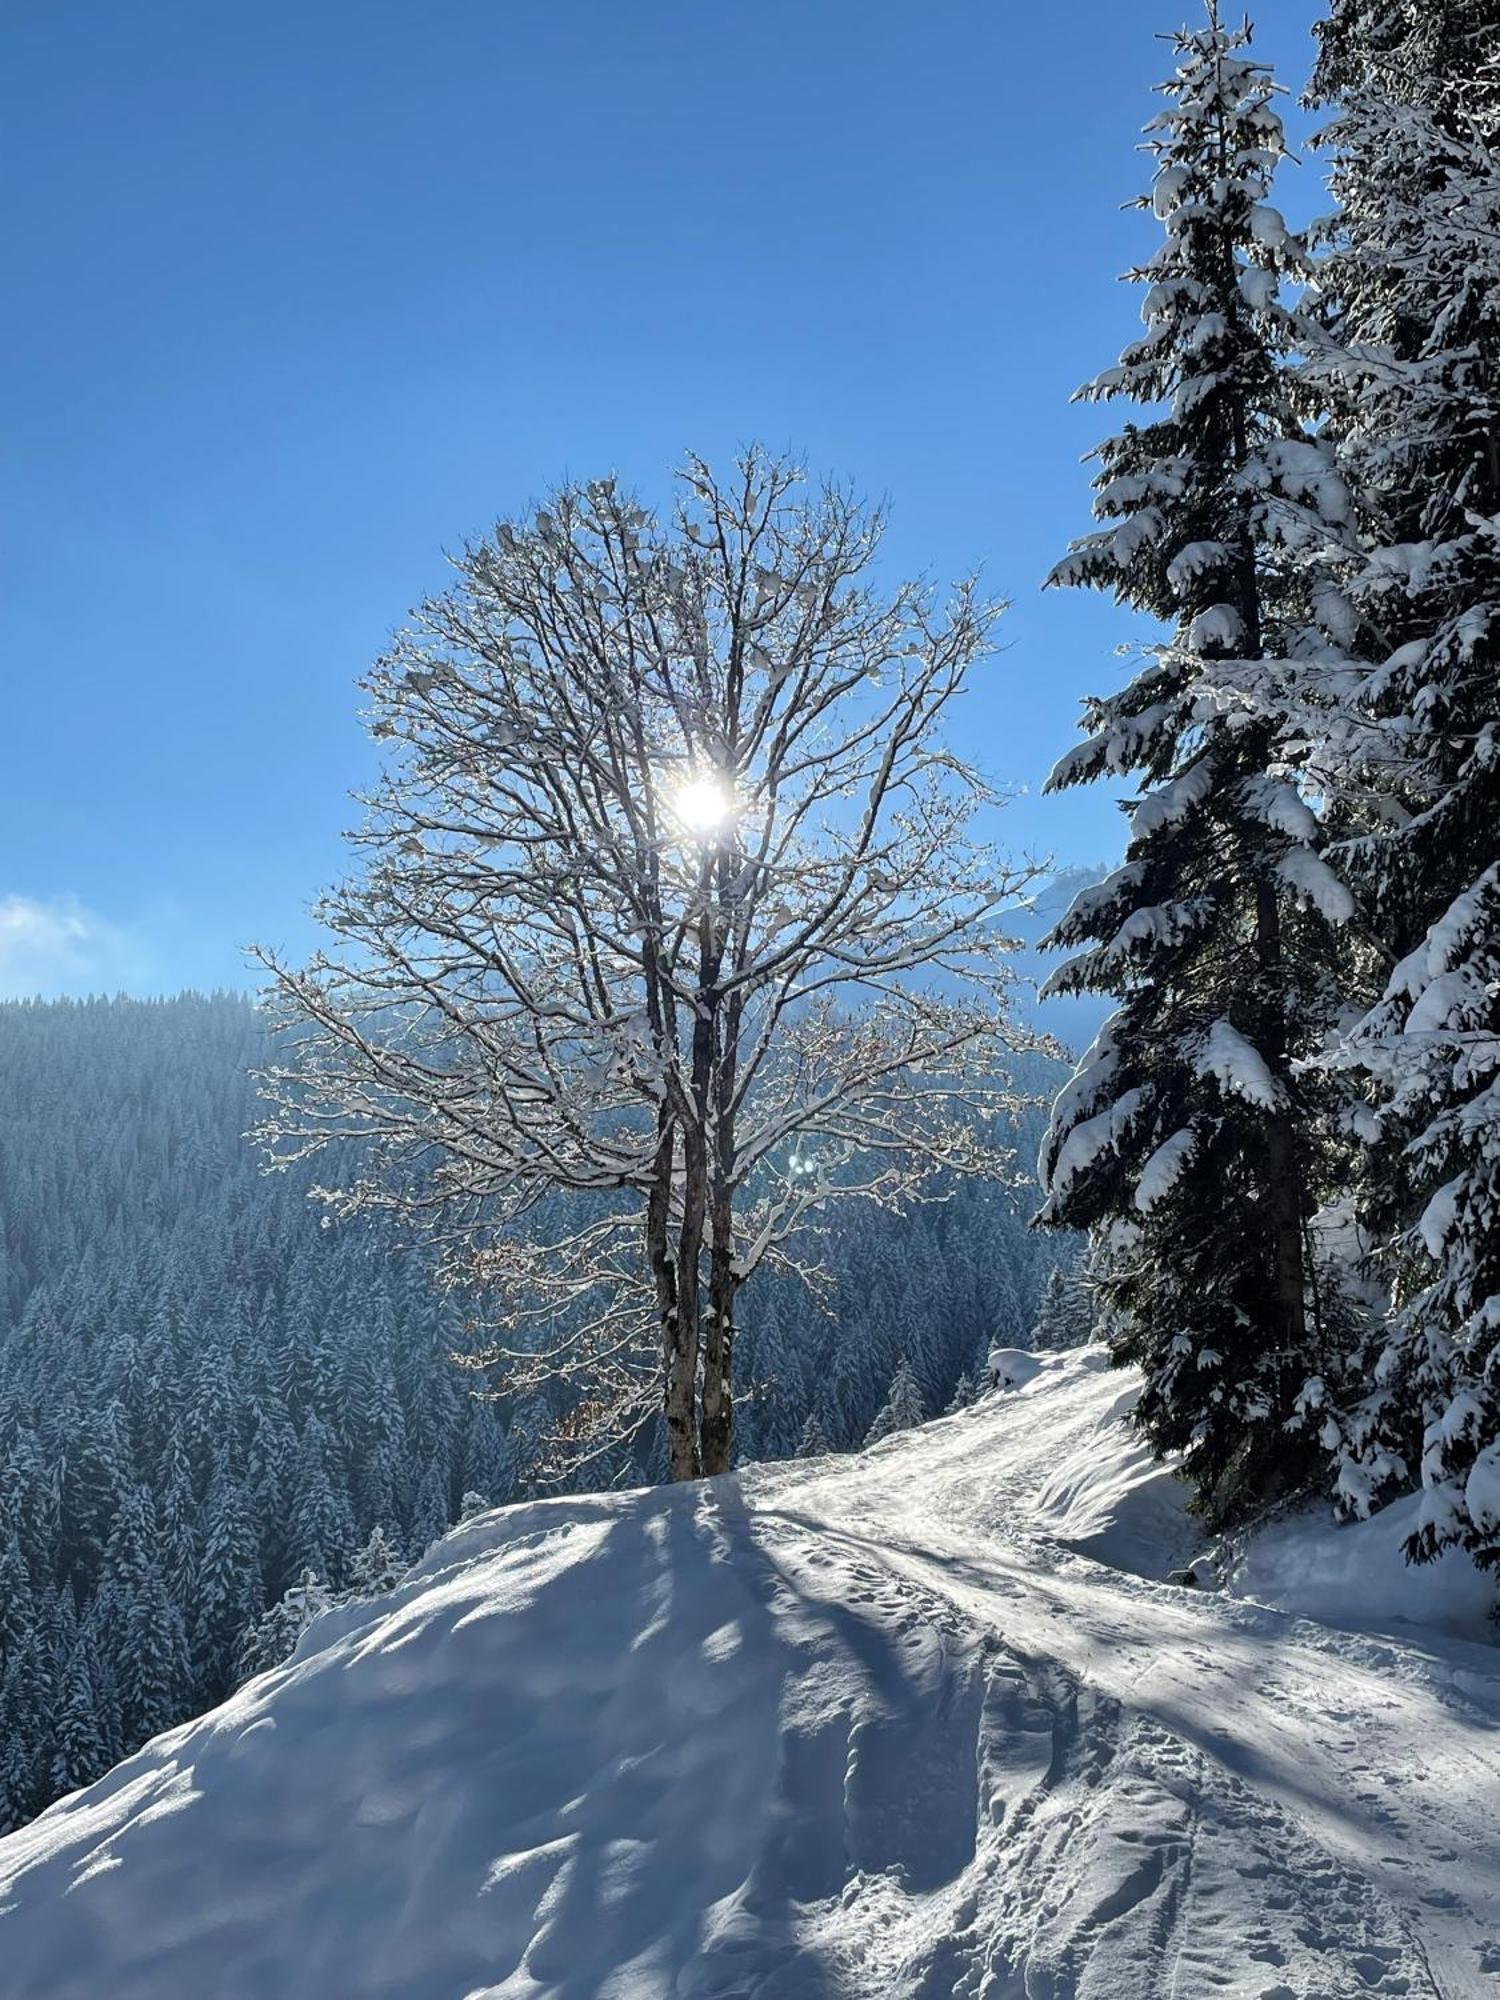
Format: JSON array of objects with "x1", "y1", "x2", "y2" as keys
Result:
[{"x1": 0, "y1": 993, "x2": 1072, "y2": 1829}]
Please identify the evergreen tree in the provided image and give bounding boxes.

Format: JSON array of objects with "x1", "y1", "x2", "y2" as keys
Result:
[
  {"x1": 796, "y1": 1410, "x2": 833, "y2": 1459},
  {"x1": 1, "y1": 1422, "x2": 58, "y2": 1590},
  {"x1": 1032, "y1": 1264, "x2": 1092, "y2": 1352},
  {"x1": 120, "y1": 1566, "x2": 192, "y2": 1746},
  {"x1": 740, "y1": 1304, "x2": 807, "y2": 1464},
  {"x1": 156, "y1": 1432, "x2": 201, "y2": 1608},
  {"x1": 347, "y1": 1524, "x2": 405, "y2": 1599},
  {"x1": 193, "y1": 1470, "x2": 264, "y2": 1699},
  {"x1": 52, "y1": 1647, "x2": 109, "y2": 1798},
  {"x1": 79, "y1": 1614, "x2": 125, "y2": 1773},
  {"x1": 243, "y1": 1405, "x2": 296, "y2": 1598},
  {"x1": 458, "y1": 1406, "x2": 516, "y2": 1509},
  {"x1": 0, "y1": 1538, "x2": 36, "y2": 1666},
  {"x1": 1038, "y1": 6, "x2": 1356, "y2": 1523},
  {"x1": 864, "y1": 1356, "x2": 927, "y2": 1446},
  {"x1": 99, "y1": 1484, "x2": 157, "y2": 1605},
  {"x1": 1300, "y1": 0, "x2": 1500, "y2": 1566},
  {"x1": 237, "y1": 1569, "x2": 335, "y2": 1680},
  {"x1": 945, "y1": 1371, "x2": 977, "y2": 1414},
  {"x1": 1, "y1": 1662, "x2": 43, "y2": 1832},
  {"x1": 406, "y1": 1460, "x2": 451, "y2": 1559},
  {"x1": 287, "y1": 1418, "x2": 356, "y2": 1588}
]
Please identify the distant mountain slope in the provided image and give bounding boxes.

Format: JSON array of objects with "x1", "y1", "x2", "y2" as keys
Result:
[
  {"x1": 3, "y1": 1350, "x2": 1494, "y2": 2000},
  {"x1": 0, "y1": 995, "x2": 508, "y2": 1832},
  {"x1": 1008, "y1": 865, "x2": 1115, "y2": 1054}
]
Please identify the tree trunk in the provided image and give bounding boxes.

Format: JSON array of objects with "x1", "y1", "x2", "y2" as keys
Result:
[
  {"x1": 699, "y1": 982, "x2": 741, "y2": 1477},
  {"x1": 669, "y1": 964, "x2": 719, "y2": 1482},
  {"x1": 1253, "y1": 874, "x2": 1309, "y2": 1379},
  {"x1": 648, "y1": 1112, "x2": 698, "y2": 1482},
  {"x1": 1229, "y1": 357, "x2": 1310, "y2": 1396},
  {"x1": 671, "y1": 1130, "x2": 707, "y2": 1483},
  {"x1": 699, "y1": 1194, "x2": 736, "y2": 1476}
]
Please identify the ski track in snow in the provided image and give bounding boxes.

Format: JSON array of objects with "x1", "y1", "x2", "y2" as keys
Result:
[{"x1": 1, "y1": 1350, "x2": 1498, "y2": 1999}]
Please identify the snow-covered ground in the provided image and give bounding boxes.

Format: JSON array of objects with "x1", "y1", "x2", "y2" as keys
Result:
[{"x1": 3, "y1": 1348, "x2": 1498, "y2": 1999}]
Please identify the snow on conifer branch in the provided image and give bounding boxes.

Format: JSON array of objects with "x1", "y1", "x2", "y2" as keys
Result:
[
  {"x1": 1291, "y1": 0, "x2": 1500, "y2": 1572},
  {"x1": 1035, "y1": 3, "x2": 1361, "y2": 1525}
]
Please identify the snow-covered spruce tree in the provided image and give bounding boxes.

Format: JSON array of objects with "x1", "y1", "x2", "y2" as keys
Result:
[
  {"x1": 255, "y1": 450, "x2": 1041, "y2": 1485},
  {"x1": 236, "y1": 1569, "x2": 334, "y2": 1681},
  {"x1": 1031, "y1": 1261, "x2": 1092, "y2": 1352},
  {"x1": 51, "y1": 1648, "x2": 109, "y2": 1799},
  {"x1": 1301, "y1": 1, "x2": 1500, "y2": 1566},
  {"x1": 863, "y1": 1355, "x2": 927, "y2": 1446},
  {"x1": 347, "y1": 1524, "x2": 405, "y2": 1599},
  {"x1": 796, "y1": 1409, "x2": 833, "y2": 1459},
  {"x1": 946, "y1": 1370, "x2": 977, "y2": 1412},
  {"x1": 1037, "y1": 7, "x2": 1360, "y2": 1524}
]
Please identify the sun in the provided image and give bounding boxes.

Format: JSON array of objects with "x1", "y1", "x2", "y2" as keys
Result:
[{"x1": 672, "y1": 773, "x2": 735, "y2": 838}]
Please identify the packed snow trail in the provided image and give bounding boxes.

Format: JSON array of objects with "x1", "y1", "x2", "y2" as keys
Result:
[{"x1": 2, "y1": 1351, "x2": 1497, "y2": 1999}]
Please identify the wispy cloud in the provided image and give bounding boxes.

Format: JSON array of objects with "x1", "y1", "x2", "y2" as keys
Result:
[{"x1": 0, "y1": 894, "x2": 154, "y2": 999}]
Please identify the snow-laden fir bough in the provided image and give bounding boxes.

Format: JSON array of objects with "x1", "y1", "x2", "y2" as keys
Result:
[
  {"x1": 1036, "y1": 4, "x2": 1361, "y2": 1526},
  {"x1": 1294, "y1": 0, "x2": 1500, "y2": 1572}
]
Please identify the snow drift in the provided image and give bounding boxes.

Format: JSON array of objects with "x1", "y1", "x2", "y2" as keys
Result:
[{"x1": 2, "y1": 1349, "x2": 1498, "y2": 1999}]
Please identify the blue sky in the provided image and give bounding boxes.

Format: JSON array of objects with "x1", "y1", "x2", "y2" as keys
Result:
[{"x1": 3, "y1": 0, "x2": 1323, "y2": 997}]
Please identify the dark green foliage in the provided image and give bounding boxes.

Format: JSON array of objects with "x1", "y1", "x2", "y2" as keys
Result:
[
  {"x1": 1298, "y1": 0, "x2": 1500, "y2": 1561},
  {"x1": 1038, "y1": 10, "x2": 1358, "y2": 1524}
]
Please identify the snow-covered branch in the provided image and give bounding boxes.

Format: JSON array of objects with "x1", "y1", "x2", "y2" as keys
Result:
[{"x1": 255, "y1": 448, "x2": 1046, "y2": 1480}]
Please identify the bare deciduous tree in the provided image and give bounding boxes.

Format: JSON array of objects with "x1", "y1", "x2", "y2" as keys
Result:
[{"x1": 254, "y1": 449, "x2": 1042, "y2": 1480}]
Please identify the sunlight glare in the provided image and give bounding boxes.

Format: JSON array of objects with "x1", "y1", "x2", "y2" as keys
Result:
[{"x1": 673, "y1": 773, "x2": 734, "y2": 838}]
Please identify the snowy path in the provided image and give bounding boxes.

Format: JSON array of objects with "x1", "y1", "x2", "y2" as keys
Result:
[
  {"x1": 750, "y1": 1357, "x2": 1500, "y2": 1996},
  {"x1": 1, "y1": 1350, "x2": 1497, "y2": 1998}
]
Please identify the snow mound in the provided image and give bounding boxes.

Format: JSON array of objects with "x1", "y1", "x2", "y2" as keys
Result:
[
  {"x1": 2, "y1": 1349, "x2": 1498, "y2": 1999},
  {"x1": 982, "y1": 1343, "x2": 1046, "y2": 1391},
  {"x1": 1226, "y1": 1486, "x2": 1498, "y2": 1644},
  {"x1": 1028, "y1": 1375, "x2": 1196, "y2": 1577}
]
